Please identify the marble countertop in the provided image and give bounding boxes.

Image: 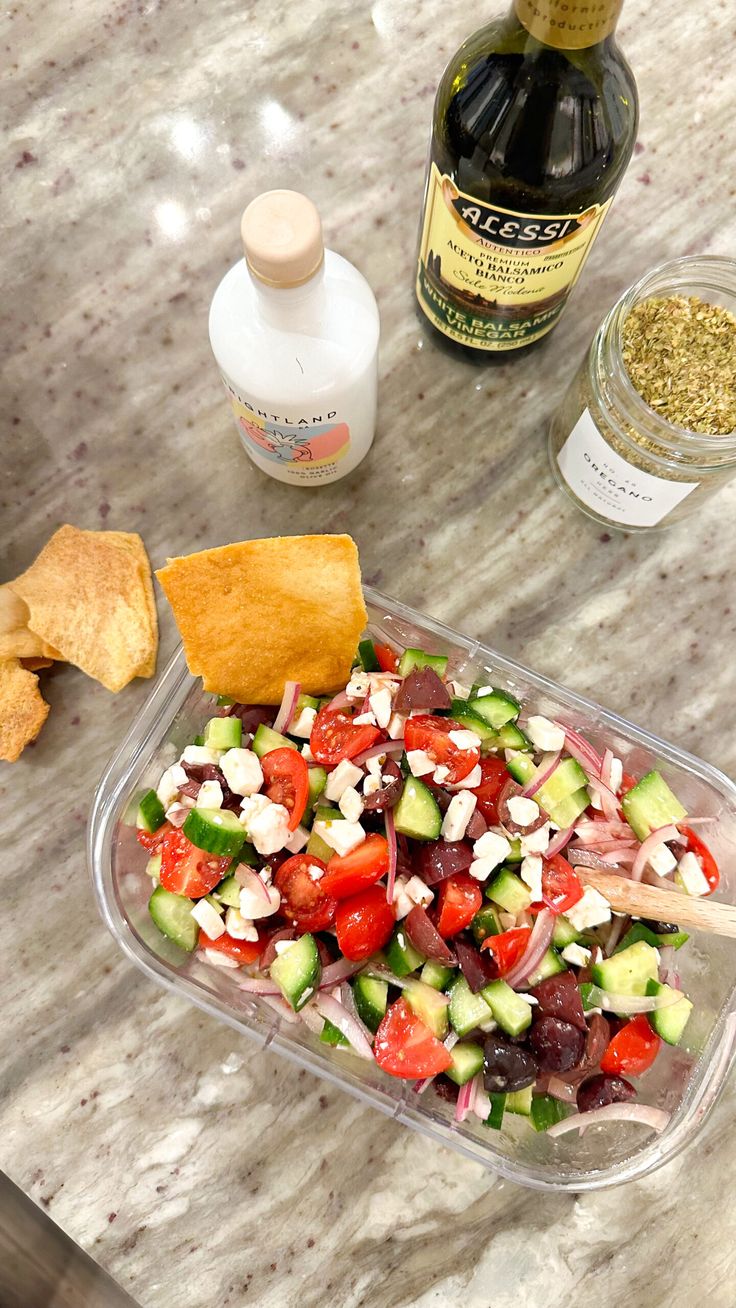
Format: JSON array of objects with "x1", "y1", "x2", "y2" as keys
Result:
[{"x1": 4, "y1": 1, "x2": 736, "y2": 1304}]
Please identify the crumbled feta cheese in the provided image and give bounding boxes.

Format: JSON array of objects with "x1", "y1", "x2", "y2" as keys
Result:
[
  {"x1": 448, "y1": 728, "x2": 483, "y2": 751},
  {"x1": 587, "y1": 787, "x2": 604, "y2": 811},
  {"x1": 499, "y1": 912, "x2": 516, "y2": 931},
  {"x1": 526, "y1": 715, "x2": 566, "y2": 753},
  {"x1": 339, "y1": 786, "x2": 364, "y2": 823},
  {"x1": 220, "y1": 748, "x2": 263, "y2": 797},
  {"x1": 324, "y1": 759, "x2": 364, "y2": 801},
  {"x1": 561, "y1": 943, "x2": 592, "y2": 968},
  {"x1": 433, "y1": 764, "x2": 450, "y2": 784},
  {"x1": 520, "y1": 823, "x2": 551, "y2": 855},
  {"x1": 475, "y1": 685, "x2": 493, "y2": 698},
  {"x1": 156, "y1": 763, "x2": 188, "y2": 809},
  {"x1": 520, "y1": 854, "x2": 543, "y2": 901},
  {"x1": 182, "y1": 744, "x2": 222, "y2": 766},
  {"x1": 201, "y1": 948, "x2": 239, "y2": 969},
  {"x1": 301, "y1": 743, "x2": 315, "y2": 763},
  {"x1": 191, "y1": 899, "x2": 226, "y2": 939},
  {"x1": 363, "y1": 774, "x2": 382, "y2": 797},
  {"x1": 391, "y1": 877, "x2": 414, "y2": 920},
  {"x1": 507, "y1": 796, "x2": 541, "y2": 827},
  {"x1": 648, "y1": 843, "x2": 677, "y2": 878},
  {"x1": 196, "y1": 779, "x2": 224, "y2": 809},
  {"x1": 241, "y1": 796, "x2": 291, "y2": 855},
  {"x1": 441, "y1": 791, "x2": 477, "y2": 842},
  {"x1": 406, "y1": 749, "x2": 434, "y2": 778},
  {"x1": 446, "y1": 764, "x2": 482, "y2": 791},
  {"x1": 468, "y1": 856, "x2": 497, "y2": 882},
  {"x1": 225, "y1": 908, "x2": 259, "y2": 941},
  {"x1": 676, "y1": 851, "x2": 710, "y2": 897},
  {"x1": 404, "y1": 875, "x2": 434, "y2": 910},
  {"x1": 365, "y1": 753, "x2": 385, "y2": 778},
  {"x1": 346, "y1": 671, "x2": 371, "y2": 698},
  {"x1": 369, "y1": 687, "x2": 393, "y2": 729},
  {"x1": 450, "y1": 680, "x2": 472, "y2": 700},
  {"x1": 469, "y1": 831, "x2": 510, "y2": 880},
  {"x1": 387, "y1": 712, "x2": 407, "y2": 740},
  {"x1": 313, "y1": 817, "x2": 366, "y2": 856},
  {"x1": 274, "y1": 938, "x2": 298, "y2": 956},
  {"x1": 307, "y1": 863, "x2": 324, "y2": 881},
  {"x1": 354, "y1": 711, "x2": 378, "y2": 727},
  {"x1": 284, "y1": 824, "x2": 309, "y2": 853},
  {"x1": 565, "y1": 885, "x2": 611, "y2": 931},
  {"x1": 608, "y1": 756, "x2": 623, "y2": 794},
  {"x1": 289, "y1": 706, "x2": 317, "y2": 738},
  {"x1": 239, "y1": 882, "x2": 281, "y2": 919}
]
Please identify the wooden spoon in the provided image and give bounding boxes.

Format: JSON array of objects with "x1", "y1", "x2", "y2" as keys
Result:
[{"x1": 576, "y1": 867, "x2": 736, "y2": 940}]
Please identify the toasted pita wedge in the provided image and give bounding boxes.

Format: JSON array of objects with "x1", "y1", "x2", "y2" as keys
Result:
[{"x1": 0, "y1": 658, "x2": 50, "y2": 762}]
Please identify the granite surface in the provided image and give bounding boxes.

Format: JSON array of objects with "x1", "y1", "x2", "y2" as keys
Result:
[{"x1": 3, "y1": 0, "x2": 736, "y2": 1304}]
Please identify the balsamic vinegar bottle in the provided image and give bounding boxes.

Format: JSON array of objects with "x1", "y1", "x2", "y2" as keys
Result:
[{"x1": 415, "y1": 0, "x2": 638, "y2": 358}]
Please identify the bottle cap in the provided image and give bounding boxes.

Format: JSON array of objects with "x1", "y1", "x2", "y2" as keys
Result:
[{"x1": 241, "y1": 190, "x2": 324, "y2": 288}]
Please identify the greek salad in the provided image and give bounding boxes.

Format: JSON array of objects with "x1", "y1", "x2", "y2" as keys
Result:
[{"x1": 134, "y1": 638, "x2": 719, "y2": 1138}]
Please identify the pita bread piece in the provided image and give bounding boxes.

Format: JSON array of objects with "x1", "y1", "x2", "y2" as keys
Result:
[
  {"x1": 0, "y1": 585, "x2": 60, "y2": 661},
  {"x1": 102, "y1": 531, "x2": 159, "y2": 678},
  {"x1": 10, "y1": 525, "x2": 158, "y2": 693},
  {"x1": 156, "y1": 535, "x2": 367, "y2": 704},
  {"x1": 0, "y1": 658, "x2": 50, "y2": 762}
]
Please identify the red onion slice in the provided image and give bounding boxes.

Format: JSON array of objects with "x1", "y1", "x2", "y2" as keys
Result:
[
  {"x1": 235, "y1": 865, "x2": 271, "y2": 904},
  {"x1": 454, "y1": 1075, "x2": 476, "y2": 1123},
  {"x1": 587, "y1": 777, "x2": 621, "y2": 822},
  {"x1": 259, "y1": 993, "x2": 300, "y2": 1024},
  {"x1": 385, "y1": 807, "x2": 398, "y2": 904},
  {"x1": 352, "y1": 739, "x2": 405, "y2": 768},
  {"x1": 325, "y1": 690, "x2": 353, "y2": 712},
  {"x1": 503, "y1": 908, "x2": 556, "y2": 989},
  {"x1": 166, "y1": 803, "x2": 191, "y2": 828},
  {"x1": 604, "y1": 914, "x2": 628, "y2": 955},
  {"x1": 259, "y1": 927, "x2": 297, "y2": 968},
  {"x1": 575, "y1": 820, "x2": 636, "y2": 844},
  {"x1": 631, "y1": 823, "x2": 680, "y2": 882},
  {"x1": 545, "y1": 1076, "x2": 578, "y2": 1104},
  {"x1": 558, "y1": 726, "x2": 602, "y2": 777},
  {"x1": 299, "y1": 1002, "x2": 325, "y2": 1035},
  {"x1": 522, "y1": 751, "x2": 561, "y2": 799},
  {"x1": 546, "y1": 1103, "x2": 670, "y2": 1136},
  {"x1": 272, "y1": 680, "x2": 301, "y2": 734},
  {"x1": 238, "y1": 976, "x2": 283, "y2": 995},
  {"x1": 315, "y1": 992, "x2": 374, "y2": 1060},
  {"x1": 568, "y1": 849, "x2": 631, "y2": 872},
  {"x1": 584, "y1": 985, "x2": 684, "y2": 1014},
  {"x1": 319, "y1": 958, "x2": 363, "y2": 989},
  {"x1": 544, "y1": 824, "x2": 575, "y2": 858},
  {"x1": 414, "y1": 1031, "x2": 459, "y2": 1094}
]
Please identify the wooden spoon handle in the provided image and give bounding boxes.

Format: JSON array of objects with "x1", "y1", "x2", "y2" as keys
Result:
[{"x1": 576, "y1": 868, "x2": 736, "y2": 940}]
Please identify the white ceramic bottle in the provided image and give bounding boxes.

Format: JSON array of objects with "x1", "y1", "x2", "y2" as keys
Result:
[{"x1": 209, "y1": 190, "x2": 380, "y2": 486}]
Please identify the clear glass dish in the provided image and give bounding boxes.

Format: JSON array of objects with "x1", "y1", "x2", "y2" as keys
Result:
[{"x1": 88, "y1": 588, "x2": 736, "y2": 1191}]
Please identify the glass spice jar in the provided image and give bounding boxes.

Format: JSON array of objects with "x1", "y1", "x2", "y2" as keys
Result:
[{"x1": 549, "y1": 255, "x2": 736, "y2": 530}]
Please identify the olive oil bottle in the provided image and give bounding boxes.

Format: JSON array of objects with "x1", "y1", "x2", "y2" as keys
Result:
[{"x1": 416, "y1": 0, "x2": 638, "y2": 358}]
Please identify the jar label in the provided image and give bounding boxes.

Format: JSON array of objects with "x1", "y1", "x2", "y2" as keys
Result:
[
  {"x1": 416, "y1": 163, "x2": 611, "y2": 351},
  {"x1": 556, "y1": 408, "x2": 699, "y2": 527},
  {"x1": 222, "y1": 379, "x2": 351, "y2": 483}
]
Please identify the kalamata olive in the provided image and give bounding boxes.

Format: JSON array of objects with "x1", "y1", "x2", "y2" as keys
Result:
[
  {"x1": 455, "y1": 936, "x2": 496, "y2": 993},
  {"x1": 361, "y1": 759, "x2": 403, "y2": 811},
  {"x1": 553, "y1": 1013, "x2": 611, "y2": 1086},
  {"x1": 465, "y1": 808, "x2": 488, "y2": 841},
  {"x1": 225, "y1": 704, "x2": 275, "y2": 733},
  {"x1": 497, "y1": 778, "x2": 548, "y2": 836},
  {"x1": 413, "y1": 838, "x2": 474, "y2": 885},
  {"x1": 528, "y1": 1015, "x2": 586, "y2": 1073},
  {"x1": 483, "y1": 1033, "x2": 538, "y2": 1093},
  {"x1": 576, "y1": 1073, "x2": 636, "y2": 1114},
  {"x1": 394, "y1": 667, "x2": 451, "y2": 714},
  {"x1": 530, "y1": 971, "x2": 587, "y2": 1032},
  {"x1": 433, "y1": 1075, "x2": 459, "y2": 1103},
  {"x1": 180, "y1": 763, "x2": 241, "y2": 812},
  {"x1": 642, "y1": 918, "x2": 680, "y2": 935}
]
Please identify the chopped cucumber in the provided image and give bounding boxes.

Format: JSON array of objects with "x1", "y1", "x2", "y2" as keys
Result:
[
  {"x1": 313, "y1": 803, "x2": 345, "y2": 823},
  {"x1": 204, "y1": 716, "x2": 242, "y2": 751},
  {"x1": 216, "y1": 695, "x2": 235, "y2": 707},
  {"x1": 467, "y1": 688, "x2": 520, "y2": 729},
  {"x1": 212, "y1": 875, "x2": 242, "y2": 908},
  {"x1": 320, "y1": 1018, "x2": 349, "y2": 1047},
  {"x1": 538, "y1": 758, "x2": 588, "y2": 807},
  {"x1": 506, "y1": 1085, "x2": 533, "y2": 1116},
  {"x1": 233, "y1": 841, "x2": 259, "y2": 868},
  {"x1": 621, "y1": 769, "x2": 687, "y2": 841},
  {"x1": 471, "y1": 904, "x2": 502, "y2": 947},
  {"x1": 146, "y1": 853, "x2": 162, "y2": 883},
  {"x1": 656, "y1": 929, "x2": 689, "y2": 950},
  {"x1": 450, "y1": 699, "x2": 498, "y2": 746},
  {"x1": 420, "y1": 960, "x2": 455, "y2": 991},
  {"x1": 446, "y1": 1041, "x2": 484, "y2": 1086},
  {"x1": 646, "y1": 979, "x2": 693, "y2": 1044},
  {"x1": 531, "y1": 1094, "x2": 572, "y2": 1132},
  {"x1": 358, "y1": 639, "x2": 380, "y2": 672},
  {"x1": 504, "y1": 840, "x2": 523, "y2": 865},
  {"x1": 398, "y1": 647, "x2": 449, "y2": 678},
  {"x1": 552, "y1": 915, "x2": 581, "y2": 948},
  {"x1": 448, "y1": 975, "x2": 493, "y2": 1037},
  {"x1": 252, "y1": 723, "x2": 298, "y2": 758},
  {"x1": 493, "y1": 722, "x2": 533, "y2": 752},
  {"x1": 486, "y1": 868, "x2": 532, "y2": 915},
  {"x1": 386, "y1": 926, "x2": 425, "y2": 977},
  {"x1": 547, "y1": 787, "x2": 590, "y2": 828},
  {"x1": 183, "y1": 807, "x2": 245, "y2": 858},
  {"x1": 306, "y1": 766, "x2": 328, "y2": 813},
  {"x1": 353, "y1": 974, "x2": 388, "y2": 1032},
  {"x1": 506, "y1": 751, "x2": 536, "y2": 785},
  {"x1": 580, "y1": 982, "x2": 597, "y2": 1012},
  {"x1": 590, "y1": 940, "x2": 660, "y2": 996},
  {"x1": 137, "y1": 789, "x2": 166, "y2": 834},
  {"x1": 614, "y1": 923, "x2": 661, "y2": 953},
  {"x1": 404, "y1": 979, "x2": 449, "y2": 1039},
  {"x1": 393, "y1": 775, "x2": 442, "y2": 841},
  {"x1": 485, "y1": 1093, "x2": 506, "y2": 1129},
  {"x1": 481, "y1": 979, "x2": 533, "y2": 1037},
  {"x1": 270, "y1": 934, "x2": 321, "y2": 1011},
  {"x1": 526, "y1": 948, "x2": 567, "y2": 988},
  {"x1": 306, "y1": 829, "x2": 335, "y2": 862},
  {"x1": 149, "y1": 885, "x2": 198, "y2": 952}
]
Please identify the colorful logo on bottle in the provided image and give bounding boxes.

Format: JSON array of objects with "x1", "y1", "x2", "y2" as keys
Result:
[{"x1": 239, "y1": 414, "x2": 350, "y2": 466}]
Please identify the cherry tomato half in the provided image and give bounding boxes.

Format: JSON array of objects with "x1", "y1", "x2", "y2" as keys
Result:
[
  {"x1": 374, "y1": 642, "x2": 399, "y2": 674},
  {"x1": 198, "y1": 930, "x2": 262, "y2": 965},
  {"x1": 680, "y1": 826, "x2": 720, "y2": 893},
  {"x1": 435, "y1": 872, "x2": 483, "y2": 938},
  {"x1": 159, "y1": 827, "x2": 231, "y2": 898},
  {"x1": 404, "y1": 715, "x2": 480, "y2": 784},
  {"x1": 480, "y1": 926, "x2": 531, "y2": 973},
  {"x1": 374, "y1": 997, "x2": 453, "y2": 1079},
  {"x1": 310, "y1": 707, "x2": 381, "y2": 768},
  {"x1": 541, "y1": 854, "x2": 584, "y2": 915},
  {"x1": 136, "y1": 821, "x2": 172, "y2": 853},
  {"x1": 469, "y1": 757, "x2": 510, "y2": 824},
  {"x1": 320, "y1": 834, "x2": 390, "y2": 900},
  {"x1": 335, "y1": 884, "x2": 395, "y2": 961},
  {"x1": 261, "y1": 747, "x2": 309, "y2": 831},
  {"x1": 274, "y1": 854, "x2": 337, "y2": 933},
  {"x1": 600, "y1": 1014, "x2": 660, "y2": 1078}
]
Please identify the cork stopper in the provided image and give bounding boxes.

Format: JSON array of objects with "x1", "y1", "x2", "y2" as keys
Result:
[{"x1": 241, "y1": 190, "x2": 324, "y2": 289}]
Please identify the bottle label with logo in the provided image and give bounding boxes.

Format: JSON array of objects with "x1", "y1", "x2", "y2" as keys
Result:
[
  {"x1": 222, "y1": 378, "x2": 351, "y2": 484},
  {"x1": 556, "y1": 408, "x2": 699, "y2": 527},
  {"x1": 416, "y1": 162, "x2": 611, "y2": 351}
]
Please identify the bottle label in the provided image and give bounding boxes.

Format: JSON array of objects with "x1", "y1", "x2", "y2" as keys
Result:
[
  {"x1": 416, "y1": 163, "x2": 611, "y2": 351},
  {"x1": 556, "y1": 408, "x2": 699, "y2": 527},
  {"x1": 222, "y1": 379, "x2": 351, "y2": 483},
  {"x1": 515, "y1": 0, "x2": 623, "y2": 51}
]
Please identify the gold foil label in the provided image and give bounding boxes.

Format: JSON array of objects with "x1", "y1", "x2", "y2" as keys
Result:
[{"x1": 515, "y1": 0, "x2": 622, "y2": 49}]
